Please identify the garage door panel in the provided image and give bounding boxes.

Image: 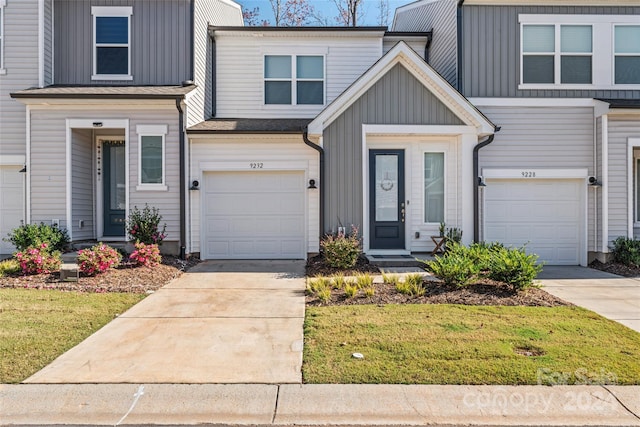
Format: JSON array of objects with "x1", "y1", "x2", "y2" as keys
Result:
[
  {"x1": 484, "y1": 179, "x2": 583, "y2": 265},
  {"x1": 203, "y1": 171, "x2": 305, "y2": 259}
]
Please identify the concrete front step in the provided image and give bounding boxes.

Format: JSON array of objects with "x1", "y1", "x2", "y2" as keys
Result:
[{"x1": 366, "y1": 253, "x2": 432, "y2": 268}]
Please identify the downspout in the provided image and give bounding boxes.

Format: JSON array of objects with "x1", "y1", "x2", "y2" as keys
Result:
[
  {"x1": 456, "y1": 0, "x2": 464, "y2": 91},
  {"x1": 473, "y1": 130, "x2": 498, "y2": 243},
  {"x1": 176, "y1": 98, "x2": 187, "y2": 259},
  {"x1": 190, "y1": 0, "x2": 195, "y2": 81},
  {"x1": 424, "y1": 29, "x2": 433, "y2": 63},
  {"x1": 303, "y1": 130, "x2": 325, "y2": 240}
]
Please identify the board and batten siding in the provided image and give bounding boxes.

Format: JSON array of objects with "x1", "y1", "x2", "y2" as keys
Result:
[
  {"x1": 214, "y1": 33, "x2": 382, "y2": 119},
  {"x1": 461, "y1": 5, "x2": 640, "y2": 98},
  {"x1": 0, "y1": 0, "x2": 39, "y2": 157},
  {"x1": 189, "y1": 135, "x2": 320, "y2": 255},
  {"x1": 323, "y1": 63, "x2": 464, "y2": 234},
  {"x1": 29, "y1": 108, "x2": 181, "y2": 245},
  {"x1": 71, "y1": 129, "x2": 95, "y2": 240},
  {"x1": 607, "y1": 116, "x2": 640, "y2": 247},
  {"x1": 477, "y1": 106, "x2": 596, "y2": 250},
  {"x1": 189, "y1": 0, "x2": 243, "y2": 128},
  {"x1": 392, "y1": 0, "x2": 458, "y2": 88},
  {"x1": 54, "y1": 0, "x2": 192, "y2": 85},
  {"x1": 43, "y1": 0, "x2": 54, "y2": 86}
]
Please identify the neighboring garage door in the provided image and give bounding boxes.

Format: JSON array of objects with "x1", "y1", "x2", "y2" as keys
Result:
[
  {"x1": 0, "y1": 166, "x2": 24, "y2": 255},
  {"x1": 484, "y1": 179, "x2": 583, "y2": 265},
  {"x1": 202, "y1": 171, "x2": 306, "y2": 259}
]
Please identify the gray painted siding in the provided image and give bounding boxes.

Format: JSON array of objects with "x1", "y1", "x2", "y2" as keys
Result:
[
  {"x1": 392, "y1": 0, "x2": 458, "y2": 87},
  {"x1": 323, "y1": 63, "x2": 463, "y2": 233},
  {"x1": 461, "y1": 5, "x2": 640, "y2": 98},
  {"x1": 29, "y1": 107, "x2": 181, "y2": 247},
  {"x1": 0, "y1": 0, "x2": 39, "y2": 157},
  {"x1": 54, "y1": 0, "x2": 192, "y2": 85},
  {"x1": 189, "y1": 0, "x2": 242, "y2": 127},
  {"x1": 71, "y1": 129, "x2": 95, "y2": 240},
  {"x1": 607, "y1": 116, "x2": 640, "y2": 247},
  {"x1": 478, "y1": 106, "x2": 595, "y2": 250},
  {"x1": 44, "y1": 0, "x2": 54, "y2": 86}
]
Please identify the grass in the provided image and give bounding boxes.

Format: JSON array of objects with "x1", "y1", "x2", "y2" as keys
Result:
[
  {"x1": 0, "y1": 289, "x2": 144, "y2": 383},
  {"x1": 303, "y1": 304, "x2": 640, "y2": 385}
]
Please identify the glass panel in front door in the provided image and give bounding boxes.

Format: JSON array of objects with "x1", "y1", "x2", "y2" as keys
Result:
[
  {"x1": 375, "y1": 155, "x2": 398, "y2": 222},
  {"x1": 103, "y1": 140, "x2": 126, "y2": 236}
]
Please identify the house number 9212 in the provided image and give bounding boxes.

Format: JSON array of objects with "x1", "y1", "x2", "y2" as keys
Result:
[
  {"x1": 521, "y1": 171, "x2": 536, "y2": 178},
  {"x1": 250, "y1": 162, "x2": 263, "y2": 169}
]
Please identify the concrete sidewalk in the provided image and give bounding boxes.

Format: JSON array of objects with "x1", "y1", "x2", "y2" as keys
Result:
[
  {"x1": 538, "y1": 266, "x2": 640, "y2": 332},
  {"x1": 24, "y1": 260, "x2": 306, "y2": 384},
  {"x1": 1, "y1": 383, "x2": 639, "y2": 426}
]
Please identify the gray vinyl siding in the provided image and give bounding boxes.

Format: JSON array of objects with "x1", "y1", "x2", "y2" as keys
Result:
[
  {"x1": 54, "y1": 0, "x2": 192, "y2": 85},
  {"x1": 71, "y1": 129, "x2": 95, "y2": 240},
  {"x1": 43, "y1": 0, "x2": 54, "y2": 86},
  {"x1": 29, "y1": 107, "x2": 181, "y2": 247},
  {"x1": 392, "y1": 0, "x2": 458, "y2": 88},
  {"x1": 189, "y1": 0, "x2": 242, "y2": 127},
  {"x1": 323, "y1": 63, "x2": 463, "y2": 234},
  {"x1": 607, "y1": 116, "x2": 640, "y2": 247},
  {"x1": 477, "y1": 106, "x2": 596, "y2": 250},
  {"x1": 461, "y1": 5, "x2": 640, "y2": 98},
  {"x1": 0, "y1": 0, "x2": 39, "y2": 157}
]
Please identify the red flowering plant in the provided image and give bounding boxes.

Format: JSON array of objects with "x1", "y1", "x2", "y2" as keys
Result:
[
  {"x1": 126, "y1": 205, "x2": 167, "y2": 245},
  {"x1": 77, "y1": 243, "x2": 122, "y2": 276},
  {"x1": 14, "y1": 243, "x2": 62, "y2": 275},
  {"x1": 129, "y1": 242, "x2": 162, "y2": 267}
]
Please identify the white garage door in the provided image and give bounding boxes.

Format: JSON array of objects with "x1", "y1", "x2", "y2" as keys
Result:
[
  {"x1": 484, "y1": 179, "x2": 583, "y2": 265},
  {"x1": 0, "y1": 166, "x2": 24, "y2": 255},
  {"x1": 202, "y1": 171, "x2": 306, "y2": 259}
]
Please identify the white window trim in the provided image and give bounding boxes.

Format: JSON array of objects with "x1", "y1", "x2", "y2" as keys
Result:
[
  {"x1": 136, "y1": 124, "x2": 168, "y2": 191},
  {"x1": 0, "y1": 0, "x2": 6, "y2": 75},
  {"x1": 614, "y1": 24, "x2": 640, "y2": 86},
  {"x1": 91, "y1": 6, "x2": 133, "y2": 81},
  {"x1": 263, "y1": 54, "x2": 326, "y2": 106},
  {"x1": 423, "y1": 151, "x2": 446, "y2": 226},
  {"x1": 519, "y1": 14, "x2": 640, "y2": 90}
]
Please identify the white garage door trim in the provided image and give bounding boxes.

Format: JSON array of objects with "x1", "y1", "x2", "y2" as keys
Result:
[
  {"x1": 482, "y1": 169, "x2": 588, "y2": 266},
  {"x1": 0, "y1": 165, "x2": 25, "y2": 255},
  {"x1": 201, "y1": 170, "x2": 308, "y2": 260}
]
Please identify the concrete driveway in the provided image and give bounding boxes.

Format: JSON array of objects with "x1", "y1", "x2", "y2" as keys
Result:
[
  {"x1": 538, "y1": 266, "x2": 640, "y2": 332},
  {"x1": 25, "y1": 260, "x2": 306, "y2": 384}
]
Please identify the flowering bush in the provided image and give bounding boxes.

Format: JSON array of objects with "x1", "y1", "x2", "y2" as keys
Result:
[
  {"x1": 126, "y1": 205, "x2": 167, "y2": 245},
  {"x1": 77, "y1": 243, "x2": 122, "y2": 276},
  {"x1": 129, "y1": 242, "x2": 162, "y2": 267},
  {"x1": 15, "y1": 243, "x2": 61, "y2": 275}
]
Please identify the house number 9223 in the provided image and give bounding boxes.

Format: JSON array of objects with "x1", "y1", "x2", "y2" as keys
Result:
[
  {"x1": 250, "y1": 162, "x2": 264, "y2": 169},
  {"x1": 521, "y1": 171, "x2": 536, "y2": 178}
]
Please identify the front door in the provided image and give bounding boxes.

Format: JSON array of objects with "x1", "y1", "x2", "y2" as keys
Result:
[
  {"x1": 369, "y1": 149, "x2": 405, "y2": 249},
  {"x1": 102, "y1": 140, "x2": 126, "y2": 237}
]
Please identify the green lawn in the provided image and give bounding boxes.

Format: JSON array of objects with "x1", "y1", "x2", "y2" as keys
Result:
[
  {"x1": 304, "y1": 304, "x2": 640, "y2": 385},
  {"x1": 0, "y1": 289, "x2": 144, "y2": 383}
]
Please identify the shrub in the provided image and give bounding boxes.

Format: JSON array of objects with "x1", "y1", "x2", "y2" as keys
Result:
[
  {"x1": 405, "y1": 273, "x2": 426, "y2": 296},
  {"x1": 425, "y1": 243, "x2": 480, "y2": 287},
  {"x1": 316, "y1": 287, "x2": 332, "y2": 304},
  {"x1": 355, "y1": 272, "x2": 373, "y2": 289},
  {"x1": 344, "y1": 283, "x2": 359, "y2": 298},
  {"x1": 381, "y1": 272, "x2": 399, "y2": 286},
  {"x1": 363, "y1": 286, "x2": 375, "y2": 298},
  {"x1": 488, "y1": 246, "x2": 543, "y2": 292},
  {"x1": 396, "y1": 280, "x2": 412, "y2": 295},
  {"x1": 307, "y1": 276, "x2": 331, "y2": 295},
  {"x1": 5, "y1": 223, "x2": 69, "y2": 252},
  {"x1": 129, "y1": 242, "x2": 162, "y2": 267},
  {"x1": 611, "y1": 237, "x2": 640, "y2": 267},
  {"x1": 0, "y1": 258, "x2": 20, "y2": 277},
  {"x1": 15, "y1": 244, "x2": 61, "y2": 275},
  {"x1": 332, "y1": 274, "x2": 347, "y2": 290},
  {"x1": 126, "y1": 205, "x2": 167, "y2": 245},
  {"x1": 320, "y1": 226, "x2": 361, "y2": 269},
  {"x1": 445, "y1": 227, "x2": 463, "y2": 245},
  {"x1": 77, "y1": 243, "x2": 122, "y2": 276}
]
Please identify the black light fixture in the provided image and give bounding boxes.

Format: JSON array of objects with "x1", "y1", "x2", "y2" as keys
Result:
[
  {"x1": 308, "y1": 179, "x2": 317, "y2": 189},
  {"x1": 588, "y1": 176, "x2": 602, "y2": 187},
  {"x1": 190, "y1": 180, "x2": 200, "y2": 190},
  {"x1": 18, "y1": 165, "x2": 26, "y2": 173},
  {"x1": 92, "y1": 122, "x2": 103, "y2": 128},
  {"x1": 477, "y1": 176, "x2": 486, "y2": 187}
]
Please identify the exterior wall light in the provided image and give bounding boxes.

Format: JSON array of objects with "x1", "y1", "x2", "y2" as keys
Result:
[{"x1": 308, "y1": 179, "x2": 317, "y2": 189}]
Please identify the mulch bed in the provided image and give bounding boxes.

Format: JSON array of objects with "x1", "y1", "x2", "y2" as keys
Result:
[
  {"x1": 0, "y1": 256, "x2": 200, "y2": 293},
  {"x1": 589, "y1": 260, "x2": 640, "y2": 278},
  {"x1": 306, "y1": 254, "x2": 380, "y2": 277},
  {"x1": 306, "y1": 279, "x2": 571, "y2": 307}
]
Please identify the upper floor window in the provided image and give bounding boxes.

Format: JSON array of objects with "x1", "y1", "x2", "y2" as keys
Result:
[
  {"x1": 92, "y1": 6, "x2": 132, "y2": 81},
  {"x1": 264, "y1": 55, "x2": 324, "y2": 105},
  {"x1": 615, "y1": 26, "x2": 640, "y2": 85},
  {"x1": 519, "y1": 15, "x2": 640, "y2": 90},
  {"x1": 0, "y1": 0, "x2": 5, "y2": 75}
]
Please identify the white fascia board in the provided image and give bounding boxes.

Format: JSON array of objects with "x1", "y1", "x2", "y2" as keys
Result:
[
  {"x1": 469, "y1": 98, "x2": 599, "y2": 107},
  {"x1": 0, "y1": 155, "x2": 26, "y2": 165},
  {"x1": 213, "y1": 29, "x2": 386, "y2": 39},
  {"x1": 483, "y1": 168, "x2": 589, "y2": 179},
  {"x1": 91, "y1": 6, "x2": 132, "y2": 16},
  {"x1": 67, "y1": 118, "x2": 129, "y2": 129},
  {"x1": 466, "y1": 0, "x2": 639, "y2": 5},
  {"x1": 14, "y1": 98, "x2": 177, "y2": 109},
  {"x1": 308, "y1": 42, "x2": 496, "y2": 136},
  {"x1": 519, "y1": 14, "x2": 640, "y2": 24},
  {"x1": 363, "y1": 124, "x2": 477, "y2": 135}
]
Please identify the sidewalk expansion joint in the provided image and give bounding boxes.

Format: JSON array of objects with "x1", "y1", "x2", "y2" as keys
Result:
[
  {"x1": 601, "y1": 385, "x2": 640, "y2": 421},
  {"x1": 272, "y1": 384, "x2": 281, "y2": 424}
]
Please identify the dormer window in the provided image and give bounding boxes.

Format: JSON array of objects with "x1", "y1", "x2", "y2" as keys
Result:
[
  {"x1": 264, "y1": 55, "x2": 324, "y2": 105},
  {"x1": 92, "y1": 6, "x2": 132, "y2": 81}
]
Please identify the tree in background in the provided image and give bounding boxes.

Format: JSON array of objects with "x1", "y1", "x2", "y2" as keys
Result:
[
  {"x1": 243, "y1": 6, "x2": 268, "y2": 26},
  {"x1": 333, "y1": 0, "x2": 364, "y2": 27},
  {"x1": 269, "y1": 0, "x2": 314, "y2": 26},
  {"x1": 376, "y1": 0, "x2": 390, "y2": 26}
]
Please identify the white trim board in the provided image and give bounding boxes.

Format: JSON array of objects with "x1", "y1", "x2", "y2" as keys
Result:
[
  {"x1": 0, "y1": 155, "x2": 26, "y2": 165},
  {"x1": 627, "y1": 138, "x2": 640, "y2": 238},
  {"x1": 362, "y1": 124, "x2": 477, "y2": 135},
  {"x1": 482, "y1": 168, "x2": 589, "y2": 179},
  {"x1": 469, "y1": 98, "x2": 600, "y2": 107}
]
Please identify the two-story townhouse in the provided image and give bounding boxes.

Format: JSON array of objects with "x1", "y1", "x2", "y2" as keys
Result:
[
  {"x1": 186, "y1": 26, "x2": 497, "y2": 260},
  {"x1": 0, "y1": 0, "x2": 53, "y2": 254},
  {"x1": 393, "y1": 0, "x2": 640, "y2": 266},
  {"x1": 9, "y1": 0, "x2": 243, "y2": 257}
]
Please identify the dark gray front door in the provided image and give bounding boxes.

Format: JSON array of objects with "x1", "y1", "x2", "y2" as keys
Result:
[
  {"x1": 102, "y1": 140, "x2": 126, "y2": 237},
  {"x1": 369, "y1": 149, "x2": 405, "y2": 249}
]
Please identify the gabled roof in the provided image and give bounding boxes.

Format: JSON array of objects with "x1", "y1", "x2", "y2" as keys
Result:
[
  {"x1": 187, "y1": 118, "x2": 313, "y2": 134},
  {"x1": 307, "y1": 41, "x2": 496, "y2": 137},
  {"x1": 10, "y1": 85, "x2": 196, "y2": 100}
]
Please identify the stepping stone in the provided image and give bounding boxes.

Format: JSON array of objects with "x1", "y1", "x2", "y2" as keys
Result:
[{"x1": 60, "y1": 263, "x2": 79, "y2": 282}]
